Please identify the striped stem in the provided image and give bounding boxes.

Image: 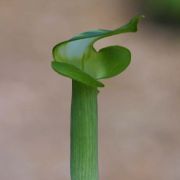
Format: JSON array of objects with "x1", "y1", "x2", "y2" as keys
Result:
[{"x1": 70, "y1": 80, "x2": 99, "y2": 180}]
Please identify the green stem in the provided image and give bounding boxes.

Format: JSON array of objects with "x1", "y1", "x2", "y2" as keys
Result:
[{"x1": 71, "y1": 80, "x2": 99, "y2": 180}]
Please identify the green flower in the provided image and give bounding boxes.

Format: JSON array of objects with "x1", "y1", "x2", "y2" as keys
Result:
[{"x1": 51, "y1": 15, "x2": 143, "y2": 87}]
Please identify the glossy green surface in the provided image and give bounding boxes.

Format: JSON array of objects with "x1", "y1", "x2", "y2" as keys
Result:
[
  {"x1": 51, "y1": 15, "x2": 142, "y2": 87},
  {"x1": 51, "y1": 16, "x2": 142, "y2": 180},
  {"x1": 51, "y1": 62, "x2": 104, "y2": 87}
]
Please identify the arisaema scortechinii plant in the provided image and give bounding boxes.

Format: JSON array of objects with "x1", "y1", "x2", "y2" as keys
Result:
[{"x1": 51, "y1": 16, "x2": 143, "y2": 180}]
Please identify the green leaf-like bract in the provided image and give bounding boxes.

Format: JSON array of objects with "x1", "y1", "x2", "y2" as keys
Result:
[{"x1": 51, "y1": 15, "x2": 142, "y2": 87}]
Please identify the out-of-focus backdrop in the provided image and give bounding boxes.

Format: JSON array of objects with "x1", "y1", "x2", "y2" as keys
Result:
[{"x1": 0, "y1": 0, "x2": 180, "y2": 180}]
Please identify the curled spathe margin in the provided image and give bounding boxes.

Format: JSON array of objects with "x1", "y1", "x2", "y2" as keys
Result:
[{"x1": 51, "y1": 15, "x2": 143, "y2": 88}]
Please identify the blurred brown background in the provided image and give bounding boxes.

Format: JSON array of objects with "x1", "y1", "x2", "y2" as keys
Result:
[{"x1": 0, "y1": 0, "x2": 180, "y2": 180}]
